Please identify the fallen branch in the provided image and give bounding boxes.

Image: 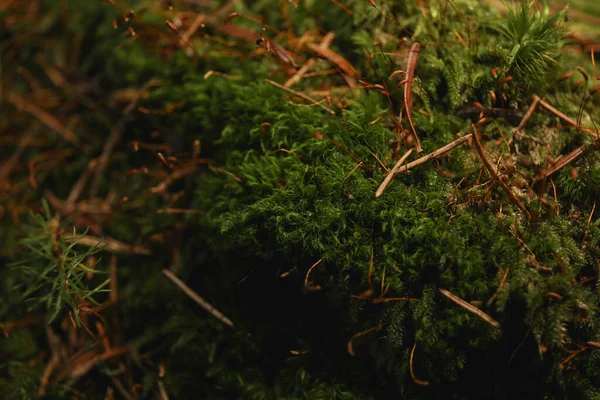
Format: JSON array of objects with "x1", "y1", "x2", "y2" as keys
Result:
[
  {"x1": 375, "y1": 148, "x2": 413, "y2": 197},
  {"x1": 393, "y1": 133, "x2": 472, "y2": 175},
  {"x1": 438, "y1": 288, "x2": 500, "y2": 328},
  {"x1": 284, "y1": 32, "x2": 335, "y2": 87},
  {"x1": 162, "y1": 269, "x2": 234, "y2": 327},
  {"x1": 472, "y1": 124, "x2": 532, "y2": 220}
]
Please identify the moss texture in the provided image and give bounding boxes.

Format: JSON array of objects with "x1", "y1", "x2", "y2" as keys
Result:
[{"x1": 1, "y1": 0, "x2": 600, "y2": 398}]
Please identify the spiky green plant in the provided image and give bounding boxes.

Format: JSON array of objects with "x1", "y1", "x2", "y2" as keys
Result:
[
  {"x1": 496, "y1": 1, "x2": 564, "y2": 87},
  {"x1": 10, "y1": 202, "x2": 109, "y2": 325}
]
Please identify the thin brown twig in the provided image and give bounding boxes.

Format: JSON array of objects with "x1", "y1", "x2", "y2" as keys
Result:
[
  {"x1": 438, "y1": 288, "x2": 500, "y2": 328},
  {"x1": 393, "y1": 133, "x2": 472, "y2": 175},
  {"x1": 284, "y1": 32, "x2": 335, "y2": 87},
  {"x1": 376, "y1": 148, "x2": 413, "y2": 197},
  {"x1": 67, "y1": 234, "x2": 151, "y2": 255},
  {"x1": 486, "y1": 268, "x2": 510, "y2": 307},
  {"x1": 535, "y1": 95, "x2": 599, "y2": 138},
  {"x1": 265, "y1": 79, "x2": 336, "y2": 115},
  {"x1": 540, "y1": 142, "x2": 595, "y2": 179},
  {"x1": 472, "y1": 124, "x2": 531, "y2": 220},
  {"x1": 401, "y1": 43, "x2": 423, "y2": 152},
  {"x1": 304, "y1": 258, "x2": 324, "y2": 291},
  {"x1": 6, "y1": 92, "x2": 80, "y2": 146},
  {"x1": 347, "y1": 324, "x2": 382, "y2": 356},
  {"x1": 514, "y1": 95, "x2": 542, "y2": 133},
  {"x1": 90, "y1": 80, "x2": 159, "y2": 198},
  {"x1": 409, "y1": 342, "x2": 430, "y2": 386},
  {"x1": 581, "y1": 201, "x2": 596, "y2": 248},
  {"x1": 162, "y1": 269, "x2": 234, "y2": 327},
  {"x1": 66, "y1": 158, "x2": 98, "y2": 207}
]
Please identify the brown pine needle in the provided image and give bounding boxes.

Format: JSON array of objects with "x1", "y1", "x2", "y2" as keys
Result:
[
  {"x1": 486, "y1": 268, "x2": 510, "y2": 307},
  {"x1": 393, "y1": 133, "x2": 472, "y2": 175},
  {"x1": 265, "y1": 79, "x2": 336, "y2": 115},
  {"x1": 472, "y1": 124, "x2": 531, "y2": 220},
  {"x1": 162, "y1": 269, "x2": 234, "y2": 327},
  {"x1": 410, "y1": 342, "x2": 430, "y2": 386},
  {"x1": 581, "y1": 201, "x2": 596, "y2": 248},
  {"x1": 438, "y1": 288, "x2": 500, "y2": 328},
  {"x1": 376, "y1": 148, "x2": 413, "y2": 197},
  {"x1": 304, "y1": 258, "x2": 324, "y2": 291},
  {"x1": 284, "y1": 32, "x2": 335, "y2": 87},
  {"x1": 347, "y1": 324, "x2": 382, "y2": 356},
  {"x1": 514, "y1": 96, "x2": 542, "y2": 133}
]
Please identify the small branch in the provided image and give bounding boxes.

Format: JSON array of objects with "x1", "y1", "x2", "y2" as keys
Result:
[
  {"x1": 6, "y1": 92, "x2": 80, "y2": 146},
  {"x1": 485, "y1": 268, "x2": 510, "y2": 307},
  {"x1": 376, "y1": 148, "x2": 413, "y2": 197},
  {"x1": 581, "y1": 201, "x2": 596, "y2": 248},
  {"x1": 347, "y1": 324, "x2": 382, "y2": 356},
  {"x1": 472, "y1": 124, "x2": 531, "y2": 220},
  {"x1": 393, "y1": 134, "x2": 472, "y2": 175},
  {"x1": 402, "y1": 43, "x2": 423, "y2": 153},
  {"x1": 438, "y1": 288, "x2": 500, "y2": 328},
  {"x1": 410, "y1": 342, "x2": 430, "y2": 386},
  {"x1": 536, "y1": 95, "x2": 599, "y2": 138},
  {"x1": 162, "y1": 269, "x2": 234, "y2": 327},
  {"x1": 265, "y1": 79, "x2": 336, "y2": 115},
  {"x1": 514, "y1": 96, "x2": 542, "y2": 134},
  {"x1": 284, "y1": 32, "x2": 335, "y2": 87},
  {"x1": 67, "y1": 234, "x2": 151, "y2": 255},
  {"x1": 540, "y1": 142, "x2": 593, "y2": 179}
]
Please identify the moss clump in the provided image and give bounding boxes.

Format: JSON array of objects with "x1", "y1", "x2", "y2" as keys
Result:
[{"x1": 1, "y1": 0, "x2": 600, "y2": 398}]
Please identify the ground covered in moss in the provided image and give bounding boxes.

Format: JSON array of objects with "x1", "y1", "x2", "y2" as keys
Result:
[{"x1": 1, "y1": 0, "x2": 600, "y2": 399}]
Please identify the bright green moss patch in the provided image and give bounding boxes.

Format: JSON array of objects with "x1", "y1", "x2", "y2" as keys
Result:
[{"x1": 1, "y1": 0, "x2": 600, "y2": 398}]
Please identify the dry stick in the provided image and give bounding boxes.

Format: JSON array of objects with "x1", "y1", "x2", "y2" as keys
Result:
[
  {"x1": 284, "y1": 32, "x2": 335, "y2": 87},
  {"x1": 305, "y1": 42, "x2": 359, "y2": 79},
  {"x1": 394, "y1": 133, "x2": 472, "y2": 175},
  {"x1": 6, "y1": 92, "x2": 80, "y2": 146},
  {"x1": 347, "y1": 324, "x2": 382, "y2": 356},
  {"x1": 162, "y1": 269, "x2": 234, "y2": 327},
  {"x1": 581, "y1": 201, "x2": 597, "y2": 248},
  {"x1": 486, "y1": 268, "x2": 510, "y2": 307},
  {"x1": 514, "y1": 95, "x2": 542, "y2": 134},
  {"x1": 66, "y1": 158, "x2": 98, "y2": 207},
  {"x1": 0, "y1": 132, "x2": 33, "y2": 182},
  {"x1": 304, "y1": 258, "x2": 324, "y2": 291},
  {"x1": 402, "y1": 43, "x2": 423, "y2": 153},
  {"x1": 541, "y1": 142, "x2": 595, "y2": 179},
  {"x1": 535, "y1": 95, "x2": 599, "y2": 139},
  {"x1": 438, "y1": 288, "x2": 500, "y2": 328},
  {"x1": 265, "y1": 79, "x2": 336, "y2": 115},
  {"x1": 472, "y1": 125, "x2": 532, "y2": 221},
  {"x1": 90, "y1": 80, "x2": 158, "y2": 198},
  {"x1": 410, "y1": 342, "x2": 430, "y2": 386},
  {"x1": 375, "y1": 148, "x2": 413, "y2": 197},
  {"x1": 70, "y1": 234, "x2": 151, "y2": 256}
]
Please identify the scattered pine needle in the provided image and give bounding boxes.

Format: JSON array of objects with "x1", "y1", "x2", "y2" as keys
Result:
[
  {"x1": 162, "y1": 269, "x2": 234, "y2": 327},
  {"x1": 410, "y1": 342, "x2": 430, "y2": 386},
  {"x1": 347, "y1": 324, "x2": 382, "y2": 356},
  {"x1": 265, "y1": 78, "x2": 336, "y2": 114},
  {"x1": 304, "y1": 258, "x2": 324, "y2": 291},
  {"x1": 438, "y1": 288, "x2": 500, "y2": 328}
]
